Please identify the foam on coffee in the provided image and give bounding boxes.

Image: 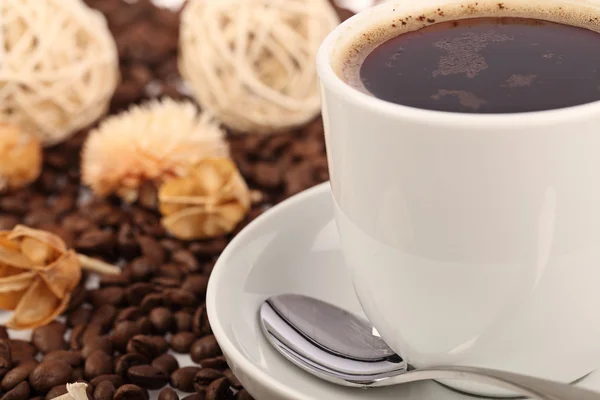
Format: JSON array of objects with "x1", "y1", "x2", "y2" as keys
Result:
[{"x1": 335, "y1": 0, "x2": 600, "y2": 97}]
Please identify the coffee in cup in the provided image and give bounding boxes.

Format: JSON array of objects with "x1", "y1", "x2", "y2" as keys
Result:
[{"x1": 340, "y1": 14, "x2": 600, "y2": 113}]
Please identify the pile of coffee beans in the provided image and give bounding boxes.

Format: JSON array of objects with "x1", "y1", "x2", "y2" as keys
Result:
[{"x1": 0, "y1": 1, "x2": 354, "y2": 399}]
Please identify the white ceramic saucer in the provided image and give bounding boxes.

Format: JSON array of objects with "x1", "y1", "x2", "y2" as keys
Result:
[{"x1": 207, "y1": 182, "x2": 600, "y2": 400}]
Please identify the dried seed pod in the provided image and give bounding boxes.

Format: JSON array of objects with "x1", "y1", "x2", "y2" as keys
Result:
[
  {"x1": 158, "y1": 158, "x2": 251, "y2": 240},
  {"x1": 81, "y1": 98, "x2": 229, "y2": 204},
  {"x1": 50, "y1": 382, "x2": 90, "y2": 400},
  {"x1": 0, "y1": 225, "x2": 120, "y2": 330},
  {"x1": 0, "y1": 123, "x2": 42, "y2": 192}
]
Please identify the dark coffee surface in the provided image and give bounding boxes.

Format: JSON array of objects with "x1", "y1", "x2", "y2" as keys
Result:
[{"x1": 359, "y1": 17, "x2": 600, "y2": 113}]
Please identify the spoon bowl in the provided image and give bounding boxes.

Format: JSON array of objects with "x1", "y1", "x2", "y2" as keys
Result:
[{"x1": 260, "y1": 294, "x2": 600, "y2": 400}]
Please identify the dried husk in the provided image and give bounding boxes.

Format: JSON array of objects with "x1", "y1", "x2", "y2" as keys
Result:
[
  {"x1": 0, "y1": 225, "x2": 81, "y2": 329},
  {"x1": 159, "y1": 157, "x2": 251, "y2": 240},
  {"x1": 51, "y1": 382, "x2": 89, "y2": 400},
  {"x1": 0, "y1": 123, "x2": 42, "y2": 192},
  {"x1": 81, "y1": 99, "x2": 229, "y2": 204}
]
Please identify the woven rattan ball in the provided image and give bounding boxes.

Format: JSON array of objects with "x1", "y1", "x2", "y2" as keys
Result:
[
  {"x1": 0, "y1": 0, "x2": 119, "y2": 146},
  {"x1": 179, "y1": 0, "x2": 340, "y2": 134}
]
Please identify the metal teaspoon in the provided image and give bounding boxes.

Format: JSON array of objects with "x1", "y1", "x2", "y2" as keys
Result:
[{"x1": 259, "y1": 294, "x2": 600, "y2": 400}]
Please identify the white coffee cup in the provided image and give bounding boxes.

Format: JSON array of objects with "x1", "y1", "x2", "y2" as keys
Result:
[{"x1": 318, "y1": 0, "x2": 600, "y2": 396}]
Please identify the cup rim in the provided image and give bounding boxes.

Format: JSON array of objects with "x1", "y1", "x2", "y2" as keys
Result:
[{"x1": 316, "y1": 0, "x2": 600, "y2": 129}]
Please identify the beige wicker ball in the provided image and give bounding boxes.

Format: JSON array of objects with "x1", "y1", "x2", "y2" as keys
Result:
[
  {"x1": 0, "y1": 0, "x2": 119, "y2": 146},
  {"x1": 179, "y1": 0, "x2": 340, "y2": 134}
]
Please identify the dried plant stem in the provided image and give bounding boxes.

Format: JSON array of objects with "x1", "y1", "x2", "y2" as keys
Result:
[{"x1": 76, "y1": 253, "x2": 121, "y2": 275}]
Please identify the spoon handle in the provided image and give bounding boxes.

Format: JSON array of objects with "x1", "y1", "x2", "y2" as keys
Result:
[{"x1": 384, "y1": 365, "x2": 599, "y2": 400}]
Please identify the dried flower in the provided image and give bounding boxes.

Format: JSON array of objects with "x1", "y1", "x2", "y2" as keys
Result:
[
  {"x1": 81, "y1": 98, "x2": 229, "y2": 203},
  {"x1": 159, "y1": 158, "x2": 251, "y2": 240},
  {"x1": 0, "y1": 225, "x2": 120, "y2": 330},
  {"x1": 51, "y1": 382, "x2": 89, "y2": 400},
  {"x1": 0, "y1": 123, "x2": 42, "y2": 192}
]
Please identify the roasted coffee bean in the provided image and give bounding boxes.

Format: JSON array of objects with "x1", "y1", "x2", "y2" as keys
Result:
[
  {"x1": 202, "y1": 261, "x2": 217, "y2": 276},
  {"x1": 112, "y1": 80, "x2": 142, "y2": 105},
  {"x1": 150, "y1": 354, "x2": 179, "y2": 376},
  {"x1": 90, "y1": 374, "x2": 125, "y2": 389},
  {"x1": 158, "y1": 387, "x2": 179, "y2": 400},
  {"x1": 90, "y1": 204, "x2": 123, "y2": 226},
  {"x1": 67, "y1": 306, "x2": 92, "y2": 327},
  {"x1": 63, "y1": 214, "x2": 92, "y2": 233},
  {"x1": 190, "y1": 335, "x2": 221, "y2": 363},
  {"x1": 206, "y1": 377, "x2": 230, "y2": 400},
  {"x1": 284, "y1": 162, "x2": 315, "y2": 197},
  {"x1": 82, "y1": 335, "x2": 113, "y2": 358},
  {"x1": 181, "y1": 275, "x2": 209, "y2": 297},
  {"x1": 183, "y1": 394, "x2": 206, "y2": 400},
  {"x1": 99, "y1": 272, "x2": 130, "y2": 287},
  {"x1": 128, "y1": 64, "x2": 153, "y2": 87},
  {"x1": 71, "y1": 368, "x2": 84, "y2": 381},
  {"x1": 90, "y1": 286, "x2": 124, "y2": 307},
  {"x1": 90, "y1": 304, "x2": 118, "y2": 331},
  {"x1": 117, "y1": 223, "x2": 140, "y2": 259},
  {"x1": 149, "y1": 307, "x2": 174, "y2": 333},
  {"x1": 165, "y1": 288, "x2": 196, "y2": 308},
  {"x1": 193, "y1": 368, "x2": 224, "y2": 392},
  {"x1": 127, "y1": 335, "x2": 167, "y2": 359},
  {"x1": 127, "y1": 365, "x2": 169, "y2": 390},
  {"x1": 29, "y1": 361, "x2": 72, "y2": 393},
  {"x1": 152, "y1": 276, "x2": 180, "y2": 288},
  {"x1": 235, "y1": 389, "x2": 254, "y2": 400},
  {"x1": 111, "y1": 321, "x2": 141, "y2": 351},
  {"x1": 158, "y1": 263, "x2": 184, "y2": 279},
  {"x1": 158, "y1": 237, "x2": 181, "y2": 252},
  {"x1": 192, "y1": 305, "x2": 211, "y2": 336},
  {"x1": 172, "y1": 249, "x2": 200, "y2": 272},
  {"x1": 82, "y1": 323, "x2": 103, "y2": 347},
  {"x1": 114, "y1": 353, "x2": 148, "y2": 377},
  {"x1": 84, "y1": 350, "x2": 113, "y2": 379},
  {"x1": 0, "y1": 360, "x2": 37, "y2": 391},
  {"x1": 116, "y1": 306, "x2": 144, "y2": 322},
  {"x1": 75, "y1": 230, "x2": 116, "y2": 255},
  {"x1": 45, "y1": 384, "x2": 67, "y2": 399},
  {"x1": 170, "y1": 332, "x2": 196, "y2": 353},
  {"x1": 0, "y1": 340, "x2": 11, "y2": 371},
  {"x1": 0, "y1": 326, "x2": 8, "y2": 340},
  {"x1": 170, "y1": 366, "x2": 201, "y2": 392},
  {"x1": 32, "y1": 323, "x2": 67, "y2": 354},
  {"x1": 252, "y1": 162, "x2": 282, "y2": 188},
  {"x1": 140, "y1": 292, "x2": 164, "y2": 312},
  {"x1": 0, "y1": 216, "x2": 19, "y2": 230},
  {"x1": 24, "y1": 209, "x2": 56, "y2": 226},
  {"x1": 52, "y1": 193, "x2": 76, "y2": 214},
  {"x1": 223, "y1": 369, "x2": 242, "y2": 389},
  {"x1": 9, "y1": 340, "x2": 36, "y2": 365},
  {"x1": 1, "y1": 381, "x2": 30, "y2": 400},
  {"x1": 135, "y1": 316, "x2": 153, "y2": 334},
  {"x1": 66, "y1": 283, "x2": 87, "y2": 312},
  {"x1": 138, "y1": 236, "x2": 166, "y2": 264},
  {"x1": 174, "y1": 310, "x2": 192, "y2": 332},
  {"x1": 43, "y1": 350, "x2": 82, "y2": 367},
  {"x1": 129, "y1": 257, "x2": 159, "y2": 281},
  {"x1": 199, "y1": 356, "x2": 228, "y2": 371},
  {"x1": 0, "y1": 195, "x2": 28, "y2": 215},
  {"x1": 113, "y1": 384, "x2": 149, "y2": 400},
  {"x1": 93, "y1": 380, "x2": 115, "y2": 400},
  {"x1": 189, "y1": 239, "x2": 227, "y2": 257},
  {"x1": 127, "y1": 283, "x2": 156, "y2": 306},
  {"x1": 69, "y1": 324, "x2": 85, "y2": 350}
]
